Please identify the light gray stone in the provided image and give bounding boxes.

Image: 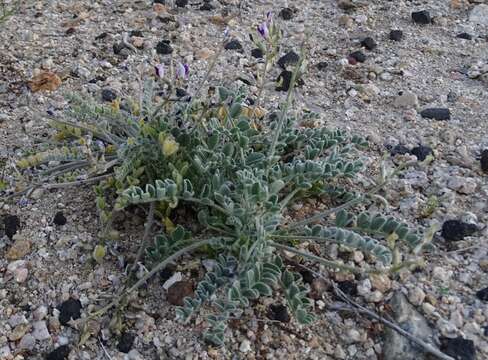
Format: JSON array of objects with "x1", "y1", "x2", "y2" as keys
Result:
[
  {"x1": 469, "y1": 5, "x2": 488, "y2": 26},
  {"x1": 383, "y1": 292, "x2": 436, "y2": 360}
]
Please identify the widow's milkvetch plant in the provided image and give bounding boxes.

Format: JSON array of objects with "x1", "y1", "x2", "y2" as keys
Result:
[{"x1": 12, "y1": 13, "x2": 430, "y2": 347}]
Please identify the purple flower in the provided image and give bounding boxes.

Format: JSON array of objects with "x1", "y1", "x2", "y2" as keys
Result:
[
  {"x1": 176, "y1": 62, "x2": 189, "y2": 80},
  {"x1": 257, "y1": 22, "x2": 269, "y2": 39},
  {"x1": 266, "y1": 11, "x2": 273, "y2": 23},
  {"x1": 155, "y1": 64, "x2": 165, "y2": 78}
]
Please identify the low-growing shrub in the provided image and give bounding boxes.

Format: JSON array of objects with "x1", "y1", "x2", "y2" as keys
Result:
[{"x1": 14, "y1": 13, "x2": 429, "y2": 346}]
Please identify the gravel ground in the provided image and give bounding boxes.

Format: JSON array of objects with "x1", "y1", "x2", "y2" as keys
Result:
[{"x1": 1, "y1": 0, "x2": 488, "y2": 359}]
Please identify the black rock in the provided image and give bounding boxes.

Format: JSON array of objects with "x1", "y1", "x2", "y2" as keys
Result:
[
  {"x1": 337, "y1": 280, "x2": 358, "y2": 297},
  {"x1": 276, "y1": 70, "x2": 301, "y2": 92},
  {"x1": 412, "y1": 10, "x2": 431, "y2": 25},
  {"x1": 113, "y1": 42, "x2": 125, "y2": 55},
  {"x1": 95, "y1": 32, "x2": 108, "y2": 41},
  {"x1": 267, "y1": 304, "x2": 290, "y2": 323},
  {"x1": 46, "y1": 345, "x2": 71, "y2": 360},
  {"x1": 57, "y1": 298, "x2": 82, "y2": 325},
  {"x1": 389, "y1": 144, "x2": 410, "y2": 156},
  {"x1": 480, "y1": 149, "x2": 488, "y2": 173},
  {"x1": 316, "y1": 61, "x2": 328, "y2": 71},
  {"x1": 456, "y1": 33, "x2": 472, "y2": 40},
  {"x1": 224, "y1": 39, "x2": 242, "y2": 51},
  {"x1": 300, "y1": 270, "x2": 315, "y2": 284},
  {"x1": 4, "y1": 214, "x2": 20, "y2": 239},
  {"x1": 277, "y1": 50, "x2": 299, "y2": 69},
  {"x1": 156, "y1": 40, "x2": 173, "y2": 55},
  {"x1": 251, "y1": 48, "x2": 264, "y2": 58},
  {"x1": 484, "y1": 325, "x2": 488, "y2": 336},
  {"x1": 53, "y1": 211, "x2": 67, "y2": 226},
  {"x1": 476, "y1": 287, "x2": 488, "y2": 301},
  {"x1": 130, "y1": 30, "x2": 143, "y2": 37},
  {"x1": 361, "y1": 37, "x2": 377, "y2": 50},
  {"x1": 279, "y1": 7, "x2": 294, "y2": 20},
  {"x1": 389, "y1": 30, "x2": 403, "y2": 41},
  {"x1": 117, "y1": 332, "x2": 135, "y2": 353},
  {"x1": 410, "y1": 145, "x2": 433, "y2": 161},
  {"x1": 420, "y1": 108, "x2": 450, "y2": 121},
  {"x1": 441, "y1": 220, "x2": 477, "y2": 242},
  {"x1": 153, "y1": 0, "x2": 165, "y2": 3},
  {"x1": 175, "y1": 0, "x2": 188, "y2": 7},
  {"x1": 102, "y1": 89, "x2": 117, "y2": 102},
  {"x1": 349, "y1": 50, "x2": 366, "y2": 63},
  {"x1": 160, "y1": 266, "x2": 174, "y2": 283},
  {"x1": 440, "y1": 337, "x2": 476, "y2": 360},
  {"x1": 175, "y1": 88, "x2": 188, "y2": 98},
  {"x1": 199, "y1": 3, "x2": 214, "y2": 11}
]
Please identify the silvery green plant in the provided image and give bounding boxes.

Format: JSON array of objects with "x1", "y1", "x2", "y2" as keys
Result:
[{"x1": 13, "y1": 14, "x2": 427, "y2": 347}]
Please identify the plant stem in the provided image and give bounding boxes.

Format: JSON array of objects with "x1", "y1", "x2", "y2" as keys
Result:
[
  {"x1": 130, "y1": 201, "x2": 156, "y2": 274},
  {"x1": 85, "y1": 238, "x2": 215, "y2": 320},
  {"x1": 270, "y1": 241, "x2": 362, "y2": 274},
  {"x1": 267, "y1": 46, "x2": 304, "y2": 168},
  {"x1": 288, "y1": 160, "x2": 416, "y2": 229}
]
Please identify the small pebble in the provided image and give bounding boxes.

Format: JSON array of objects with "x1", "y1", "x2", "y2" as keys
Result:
[
  {"x1": 267, "y1": 304, "x2": 290, "y2": 323},
  {"x1": 456, "y1": 33, "x2": 472, "y2": 40},
  {"x1": 440, "y1": 337, "x2": 476, "y2": 360},
  {"x1": 279, "y1": 7, "x2": 294, "y2": 20},
  {"x1": 117, "y1": 332, "x2": 135, "y2": 353},
  {"x1": 156, "y1": 40, "x2": 173, "y2": 55},
  {"x1": 441, "y1": 220, "x2": 477, "y2": 242},
  {"x1": 251, "y1": 48, "x2": 263, "y2": 58},
  {"x1": 101, "y1": 89, "x2": 117, "y2": 102},
  {"x1": 420, "y1": 108, "x2": 450, "y2": 121},
  {"x1": 277, "y1": 50, "x2": 299, "y2": 69},
  {"x1": 46, "y1": 345, "x2": 71, "y2": 360},
  {"x1": 476, "y1": 287, "x2": 488, "y2": 301},
  {"x1": 412, "y1": 10, "x2": 431, "y2": 25},
  {"x1": 53, "y1": 211, "x2": 67, "y2": 226},
  {"x1": 4, "y1": 214, "x2": 20, "y2": 239},
  {"x1": 175, "y1": 0, "x2": 188, "y2": 7},
  {"x1": 410, "y1": 145, "x2": 433, "y2": 161},
  {"x1": 360, "y1": 37, "x2": 376, "y2": 50},
  {"x1": 480, "y1": 149, "x2": 488, "y2": 173},
  {"x1": 224, "y1": 39, "x2": 242, "y2": 51},
  {"x1": 57, "y1": 298, "x2": 82, "y2": 325},
  {"x1": 389, "y1": 30, "x2": 403, "y2": 41},
  {"x1": 348, "y1": 51, "x2": 366, "y2": 63}
]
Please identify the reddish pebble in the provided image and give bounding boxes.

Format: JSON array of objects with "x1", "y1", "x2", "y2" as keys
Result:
[{"x1": 348, "y1": 56, "x2": 357, "y2": 65}]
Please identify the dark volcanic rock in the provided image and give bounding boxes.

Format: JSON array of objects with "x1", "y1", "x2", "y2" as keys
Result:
[
  {"x1": 441, "y1": 220, "x2": 477, "y2": 242},
  {"x1": 251, "y1": 48, "x2": 264, "y2": 58},
  {"x1": 101, "y1": 89, "x2": 117, "y2": 102},
  {"x1": 361, "y1": 37, "x2": 377, "y2": 50},
  {"x1": 389, "y1": 144, "x2": 410, "y2": 156},
  {"x1": 412, "y1": 10, "x2": 431, "y2": 25},
  {"x1": 175, "y1": 0, "x2": 188, "y2": 7},
  {"x1": 410, "y1": 145, "x2": 433, "y2": 161},
  {"x1": 440, "y1": 337, "x2": 476, "y2": 360},
  {"x1": 277, "y1": 50, "x2": 299, "y2": 69},
  {"x1": 337, "y1": 280, "x2": 358, "y2": 297},
  {"x1": 224, "y1": 39, "x2": 242, "y2": 51},
  {"x1": 349, "y1": 50, "x2": 366, "y2": 63},
  {"x1": 389, "y1": 30, "x2": 403, "y2": 41},
  {"x1": 476, "y1": 287, "x2": 488, "y2": 301},
  {"x1": 199, "y1": 1, "x2": 214, "y2": 11},
  {"x1": 420, "y1": 108, "x2": 450, "y2": 120},
  {"x1": 456, "y1": 33, "x2": 472, "y2": 40},
  {"x1": 480, "y1": 149, "x2": 488, "y2": 173},
  {"x1": 4, "y1": 214, "x2": 20, "y2": 239},
  {"x1": 117, "y1": 332, "x2": 135, "y2": 353},
  {"x1": 279, "y1": 7, "x2": 294, "y2": 20},
  {"x1": 156, "y1": 40, "x2": 173, "y2": 55},
  {"x1": 46, "y1": 345, "x2": 71, "y2": 360},
  {"x1": 276, "y1": 70, "x2": 304, "y2": 92},
  {"x1": 57, "y1": 298, "x2": 82, "y2": 325},
  {"x1": 53, "y1": 211, "x2": 67, "y2": 226},
  {"x1": 316, "y1": 61, "x2": 328, "y2": 71},
  {"x1": 267, "y1": 304, "x2": 290, "y2": 323}
]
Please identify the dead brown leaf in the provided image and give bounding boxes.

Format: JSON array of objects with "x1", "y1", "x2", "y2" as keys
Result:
[{"x1": 29, "y1": 72, "x2": 62, "y2": 92}]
